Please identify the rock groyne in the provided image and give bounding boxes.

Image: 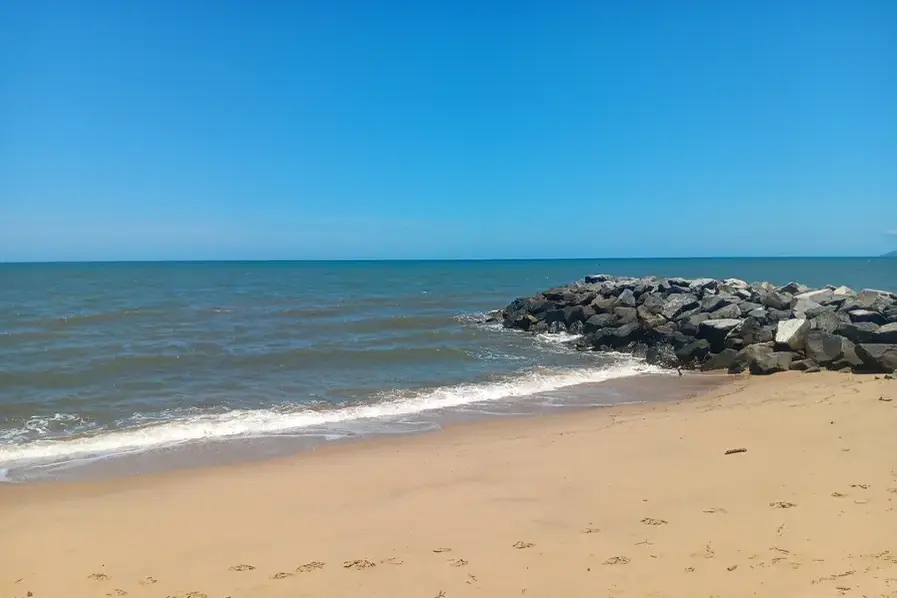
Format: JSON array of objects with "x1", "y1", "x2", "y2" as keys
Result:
[{"x1": 498, "y1": 275, "x2": 897, "y2": 375}]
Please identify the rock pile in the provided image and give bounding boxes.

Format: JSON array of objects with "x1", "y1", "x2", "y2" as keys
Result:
[{"x1": 498, "y1": 275, "x2": 897, "y2": 375}]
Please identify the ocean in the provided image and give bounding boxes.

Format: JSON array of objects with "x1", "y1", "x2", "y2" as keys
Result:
[{"x1": 1, "y1": 258, "x2": 895, "y2": 482}]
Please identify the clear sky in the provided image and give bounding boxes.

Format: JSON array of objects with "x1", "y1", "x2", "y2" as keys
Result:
[{"x1": 1, "y1": 0, "x2": 895, "y2": 261}]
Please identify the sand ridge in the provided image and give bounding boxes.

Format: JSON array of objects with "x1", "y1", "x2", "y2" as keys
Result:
[{"x1": 1, "y1": 371, "x2": 896, "y2": 597}]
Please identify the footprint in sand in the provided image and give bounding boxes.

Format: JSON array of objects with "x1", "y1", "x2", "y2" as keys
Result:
[
  {"x1": 603, "y1": 556, "x2": 630, "y2": 565},
  {"x1": 297, "y1": 561, "x2": 326, "y2": 572},
  {"x1": 641, "y1": 518, "x2": 668, "y2": 526},
  {"x1": 88, "y1": 573, "x2": 110, "y2": 581},
  {"x1": 432, "y1": 547, "x2": 452, "y2": 553},
  {"x1": 380, "y1": 557, "x2": 403, "y2": 565},
  {"x1": 105, "y1": 590, "x2": 127, "y2": 597},
  {"x1": 139, "y1": 576, "x2": 158, "y2": 585},
  {"x1": 228, "y1": 564, "x2": 256, "y2": 572},
  {"x1": 448, "y1": 558, "x2": 468, "y2": 568},
  {"x1": 343, "y1": 559, "x2": 376, "y2": 570},
  {"x1": 581, "y1": 527, "x2": 601, "y2": 534},
  {"x1": 271, "y1": 572, "x2": 294, "y2": 580},
  {"x1": 166, "y1": 593, "x2": 207, "y2": 598},
  {"x1": 832, "y1": 492, "x2": 847, "y2": 498},
  {"x1": 850, "y1": 484, "x2": 870, "y2": 490},
  {"x1": 769, "y1": 501, "x2": 797, "y2": 509},
  {"x1": 512, "y1": 541, "x2": 535, "y2": 550}
]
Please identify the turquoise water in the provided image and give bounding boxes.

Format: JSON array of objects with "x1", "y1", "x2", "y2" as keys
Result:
[{"x1": 1, "y1": 258, "x2": 895, "y2": 479}]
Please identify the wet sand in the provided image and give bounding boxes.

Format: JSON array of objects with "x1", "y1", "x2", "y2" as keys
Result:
[{"x1": 2, "y1": 371, "x2": 896, "y2": 598}]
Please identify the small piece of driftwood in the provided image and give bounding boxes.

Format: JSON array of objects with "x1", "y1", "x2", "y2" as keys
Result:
[{"x1": 724, "y1": 448, "x2": 747, "y2": 455}]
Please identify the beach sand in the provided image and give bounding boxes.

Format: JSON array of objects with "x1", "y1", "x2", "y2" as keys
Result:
[{"x1": 2, "y1": 371, "x2": 896, "y2": 598}]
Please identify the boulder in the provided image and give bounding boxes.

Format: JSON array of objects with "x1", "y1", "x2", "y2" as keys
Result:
[
  {"x1": 729, "y1": 344, "x2": 773, "y2": 374},
  {"x1": 568, "y1": 320, "x2": 584, "y2": 334},
  {"x1": 678, "y1": 312, "x2": 710, "y2": 336},
  {"x1": 562, "y1": 305, "x2": 594, "y2": 326},
  {"x1": 701, "y1": 294, "x2": 736, "y2": 312},
  {"x1": 701, "y1": 349, "x2": 739, "y2": 371},
  {"x1": 675, "y1": 339, "x2": 711, "y2": 365},
  {"x1": 874, "y1": 322, "x2": 897, "y2": 344},
  {"x1": 708, "y1": 303, "x2": 742, "y2": 320},
  {"x1": 583, "y1": 313, "x2": 616, "y2": 333},
  {"x1": 841, "y1": 289, "x2": 896, "y2": 313},
  {"x1": 739, "y1": 316, "x2": 774, "y2": 344},
  {"x1": 584, "y1": 274, "x2": 612, "y2": 284},
  {"x1": 645, "y1": 344, "x2": 679, "y2": 368},
  {"x1": 738, "y1": 302, "x2": 763, "y2": 316},
  {"x1": 766, "y1": 308, "x2": 794, "y2": 322},
  {"x1": 885, "y1": 306, "x2": 897, "y2": 323},
  {"x1": 792, "y1": 298, "x2": 822, "y2": 318},
  {"x1": 793, "y1": 288, "x2": 834, "y2": 305},
  {"x1": 548, "y1": 321, "x2": 567, "y2": 334},
  {"x1": 832, "y1": 285, "x2": 854, "y2": 296},
  {"x1": 699, "y1": 319, "x2": 743, "y2": 352},
  {"x1": 804, "y1": 304, "x2": 836, "y2": 319},
  {"x1": 591, "y1": 296, "x2": 617, "y2": 313},
  {"x1": 778, "y1": 282, "x2": 808, "y2": 295},
  {"x1": 639, "y1": 293, "x2": 665, "y2": 312},
  {"x1": 689, "y1": 278, "x2": 718, "y2": 292},
  {"x1": 775, "y1": 318, "x2": 810, "y2": 351},
  {"x1": 762, "y1": 291, "x2": 793, "y2": 310},
  {"x1": 615, "y1": 288, "x2": 637, "y2": 308},
  {"x1": 507, "y1": 313, "x2": 538, "y2": 330},
  {"x1": 810, "y1": 311, "x2": 847, "y2": 333},
  {"x1": 661, "y1": 294, "x2": 700, "y2": 320},
  {"x1": 855, "y1": 344, "x2": 897, "y2": 373},
  {"x1": 749, "y1": 351, "x2": 795, "y2": 375},
  {"x1": 804, "y1": 330, "x2": 843, "y2": 365},
  {"x1": 834, "y1": 338, "x2": 865, "y2": 369},
  {"x1": 848, "y1": 309, "x2": 887, "y2": 325},
  {"x1": 636, "y1": 304, "x2": 667, "y2": 328},
  {"x1": 790, "y1": 358, "x2": 820, "y2": 372},
  {"x1": 746, "y1": 307, "x2": 769, "y2": 322},
  {"x1": 834, "y1": 322, "x2": 880, "y2": 344},
  {"x1": 613, "y1": 306, "x2": 638, "y2": 325}
]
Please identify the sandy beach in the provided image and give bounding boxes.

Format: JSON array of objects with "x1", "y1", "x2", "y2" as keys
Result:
[{"x1": 2, "y1": 372, "x2": 896, "y2": 598}]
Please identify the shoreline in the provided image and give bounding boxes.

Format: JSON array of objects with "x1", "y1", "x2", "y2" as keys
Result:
[
  {"x1": 2, "y1": 371, "x2": 896, "y2": 597},
  {"x1": 0, "y1": 369, "x2": 722, "y2": 485}
]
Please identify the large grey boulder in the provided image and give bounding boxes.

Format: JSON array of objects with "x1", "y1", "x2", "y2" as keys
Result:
[
  {"x1": 792, "y1": 288, "x2": 834, "y2": 306},
  {"x1": 615, "y1": 288, "x2": 637, "y2": 308},
  {"x1": 762, "y1": 291, "x2": 793, "y2": 310},
  {"x1": 679, "y1": 312, "x2": 711, "y2": 336},
  {"x1": 775, "y1": 318, "x2": 810, "y2": 351},
  {"x1": 709, "y1": 303, "x2": 742, "y2": 320},
  {"x1": 636, "y1": 304, "x2": 667, "y2": 328},
  {"x1": 699, "y1": 318, "x2": 742, "y2": 351},
  {"x1": 833, "y1": 338, "x2": 865, "y2": 370},
  {"x1": 583, "y1": 313, "x2": 615, "y2": 333},
  {"x1": 778, "y1": 282, "x2": 808, "y2": 294},
  {"x1": 790, "y1": 359, "x2": 820, "y2": 372},
  {"x1": 591, "y1": 296, "x2": 617, "y2": 313},
  {"x1": 729, "y1": 344, "x2": 773, "y2": 373},
  {"x1": 701, "y1": 349, "x2": 739, "y2": 371},
  {"x1": 835, "y1": 321, "x2": 881, "y2": 344},
  {"x1": 739, "y1": 316, "x2": 774, "y2": 344},
  {"x1": 855, "y1": 344, "x2": 897, "y2": 373},
  {"x1": 675, "y1": 339, "x2": 711, "y2": 365},
  {"x1": 875, "y1": 322, "x2": 897, "y2": 344},
  {"x1": 749, "y1": 351, "x2": 795, "y2": 375},
  {"x1": 614, "y1": 306, "x2": 638, "y2": 325},
  {"x1": 848, "y1": 309, "x2": 887, "y2": 325},
  {"x1": 805, "y1": 330, "x2": 843, "y2": 365},
  {"x1": 810, "y1": 311, "x2": 847, "y2": 333},
  {"x1": 662, "y1": 294, "x2": 700, "y2": 320},
  {"x1": 841, "y1": 289, "x2": 897, "y2": 313}
]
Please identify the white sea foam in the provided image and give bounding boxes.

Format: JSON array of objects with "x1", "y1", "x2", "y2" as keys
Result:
[{"x1": 0, "y1": 361, "x2": 663, "y2": 468}]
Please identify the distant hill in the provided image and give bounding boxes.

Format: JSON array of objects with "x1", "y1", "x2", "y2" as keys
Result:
[{"x1": 884, "y1": 250, "x2": 897, "y2": 257}]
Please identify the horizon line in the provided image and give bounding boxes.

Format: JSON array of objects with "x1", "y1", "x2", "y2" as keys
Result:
[{"x1": 1, "y1": 255, "x2": 894, "y2": 265}]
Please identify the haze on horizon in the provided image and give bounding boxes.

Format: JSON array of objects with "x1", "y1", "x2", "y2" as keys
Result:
[{"x1": 1, "y1": 1, "x2": 895, "y2": 262}]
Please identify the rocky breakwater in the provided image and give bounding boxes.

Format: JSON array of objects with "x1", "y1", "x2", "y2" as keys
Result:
[{"x1": 499, "y1": 275, "x2": 897, "y2": 375}]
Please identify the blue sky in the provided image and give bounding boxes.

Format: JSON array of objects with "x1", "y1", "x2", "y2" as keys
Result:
[{"x1": 1, "y1": 0, "x2": 895, "y2": 261}]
